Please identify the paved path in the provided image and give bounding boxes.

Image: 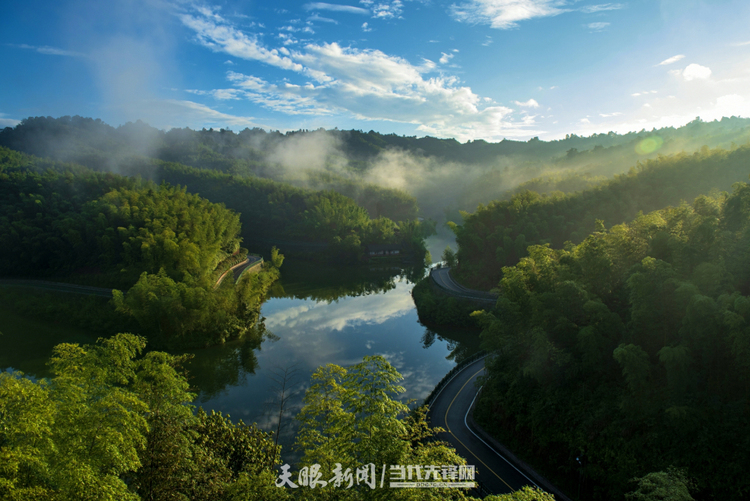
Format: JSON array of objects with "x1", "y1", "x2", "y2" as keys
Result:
[
  {"x1": 430, "y1": 267, "x2": 498, "y2": 305},
  {"x1": 214, "y1": 255, "x2": 263, "y2": 289},
  {"x1": 428, "y1": 356, "x2": 537, "y2": 495}
]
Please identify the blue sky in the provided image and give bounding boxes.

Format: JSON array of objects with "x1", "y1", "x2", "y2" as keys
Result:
[{"x1": 2, "y1": 0, "x2": 750, "y2": 141}]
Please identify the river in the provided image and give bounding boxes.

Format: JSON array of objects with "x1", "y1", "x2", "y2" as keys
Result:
[{"x1": 0, "y1": 235, "x2": 479, "y2": 463}]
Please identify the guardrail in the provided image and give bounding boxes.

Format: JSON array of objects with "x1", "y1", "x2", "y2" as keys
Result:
[
  {"x1": 214, "y1": 255, "x2": 263, "y2": 289},
  {"x1": 423, "y1": 350, "x2": 488, "y2": 409},
  {"x1": 429, "y1": 268, "x2": 498, "y2": 305},
  {"x1": 236, "y1": 256, "x2": 264, "y2": 281}
]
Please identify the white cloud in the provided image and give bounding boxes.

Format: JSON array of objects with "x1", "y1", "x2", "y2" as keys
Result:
[
  {"x1": 308, "y1": 14, "x2": 339, "y2": 23},
  {"x1": 181, "y1": 12, "x2": 304, "y2": 72},
  {"x1": 515, "y1": 98, "x2": 540, "y2": 107},
  {"x1": 682, "y1": 63, "x2": 712, "y2": 81},
  {"x1": 0, "y1": 114, "x2": 20, "y2": 127},
  {"x1": 265, "y1": 286, "x2": 414, "y2": 332},
  {"x1": 581, "y1": 3, "x2": 625, "y2": 13},
  {"x1": 303, "y1": 2, "x2": 370, "y2": 14},
  {"x1": 187, "y1": 88, "x2": 244, "y2": 100},
  {"x1": 571, "y1": 54, "x2": 750, "y2": 139},
  {"x1": 450, "y1": 0, "x2": 568, "y2": 30},
  {"x1": 179, "y1": 4, "x2": 543, "y2": 140},
  {"x1": 224, "y1": 59, "x2": 235, "y2": 65},
  {"x1": 439, "y1": 52, "x2": 454, "y2": 64},
  {"x1": 599, "y1": 112, "x2": 622, "y2": 117},
  {"x1": 658, "y1": 54, "x2": 685, "y2": 66},
  {"x1": 363, "y1": 0, "x2": 404, "y2": 19},
  {"x1": 730, "y1": 40, "x2": 750, "y2": 47},
  {"x1": 132, "y1": 99, "x2": 265, "y2": 130},
  {"x1": 580, "y1": 117, "x2": 590, "y2": 123},
  {"x1": 11, "y1": 43, "x2": 86, "y2": 57},
  {"x1": 362, "y1": 22, "x2": 372, "y2": 31},
  {"x1": 587, "y1": 21, "x2": 610, "y2": 31}
]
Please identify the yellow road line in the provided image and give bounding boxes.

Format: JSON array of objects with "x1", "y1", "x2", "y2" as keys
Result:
[{"x1": 444, "y1": 367, "x2": 513, "y2": 491}]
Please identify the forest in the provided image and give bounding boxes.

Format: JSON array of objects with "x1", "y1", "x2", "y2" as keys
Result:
[
  {"x1": 450, "y1": 144, "x2": 750, "y2": 289},
  {"x1": 3, "y1": 115, "x2": 750, "y2": 226},
  {"x1": 0, "y1": 334, "x2": 559, "y2": 501},
  {"x1": 4, "y1": 114, "x2": 750, "y2": 500},
  {"x1": 0, "y1": 146, "x2": 285, "y2": 348},
  {"x1": 466, "y1": 182, "x2": 750, "y2": 499}
]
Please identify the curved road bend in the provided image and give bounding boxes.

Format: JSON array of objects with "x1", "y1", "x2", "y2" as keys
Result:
[
  {"x1": 430, "y1": 267, "x2": 497, "y2": 303},
  {"x1": 428, "y1": 356, "x2": 538, "y2": 496},
  {"x1": 214, "y1": 255, "x2": 263, "y2": 288}
]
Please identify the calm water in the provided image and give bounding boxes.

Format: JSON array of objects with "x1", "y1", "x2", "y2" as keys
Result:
[
  {"x1": 184, "y1": 253, "x2": 480, "y2": 461},
  {"x1": 1, "y1": 236, "x2": 480, "y2": 462}
]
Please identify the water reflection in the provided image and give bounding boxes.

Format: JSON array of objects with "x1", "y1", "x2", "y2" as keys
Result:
[
  {"x1": 184, "y1": 258, "x2": 480, "y2": 463},
  {"x1": 185, "y1": 322, "x2": 270, "y2": 399},
  {"x1": 421, "y1": 326, "x2": 482, "y2": 364}
]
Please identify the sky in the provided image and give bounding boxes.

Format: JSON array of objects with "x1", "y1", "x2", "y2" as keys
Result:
[{"x1": 2, "y1": 0, "x2": 750, "y2": 141}]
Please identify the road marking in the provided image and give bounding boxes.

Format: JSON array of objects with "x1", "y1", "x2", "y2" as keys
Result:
[
  {"x1": 444, "y1": 367, "x2": 514, "y2": 491},
  {"x1": 464, "y1": 388, "x2": 539, "y2": 488}
]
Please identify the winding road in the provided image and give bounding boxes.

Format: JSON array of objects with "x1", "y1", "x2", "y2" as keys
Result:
[
  {"x1": 430, "y1": 267, "x2": 498, "y2": 305},
  {"x1": 1, "y1": 256, "x2": 264, "y2": 297},
  {"x1": 428, "y1": 356, "x2": 570, "y2": 499},
  {"x1": 213, "y1": 255, "x2": 263, "y2": 289}
]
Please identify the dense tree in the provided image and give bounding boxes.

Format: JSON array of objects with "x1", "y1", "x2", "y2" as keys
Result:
[
  {"x1": 294, "y1": 355, "x2": 478, "y2": 500},
  {"x1": 0, "y1": 334, "x2": 283, "y2": 501},
  {"x1": 451, "y1": 144, "x2": 750, "y2": 289},
  {"x1": 471, "y1": 184, "x2": 750, "y2": 499},
  {"x1": 625, "y1": 468, "x2": 694, "y2": 501}
]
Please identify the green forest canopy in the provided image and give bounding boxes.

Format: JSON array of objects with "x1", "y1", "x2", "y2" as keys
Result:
[
  {"x1": 451, "y1": 143, "x2": 750, "y2": 289},
  {"x1": 472, "y1": 182, "x2": 750, "y2": 499}
]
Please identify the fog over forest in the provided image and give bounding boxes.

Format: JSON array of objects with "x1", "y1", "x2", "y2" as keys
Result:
[{"x1": 4, "y1": 114, "x2": 750, "y2": 227}]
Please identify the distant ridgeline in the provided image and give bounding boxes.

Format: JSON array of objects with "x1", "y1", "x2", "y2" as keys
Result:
[
  {"x1": 0, "y1": 116, "x2": 420, "y2": 222},
  {"x1": 0, "y1": 122, "x2": 433, "y2": 263},
  {"x1": 4, "y1": 114, "x2": 750, "y2": 222},
  {"x1": 3, "y1": 114, "x2": 749, "y2": 166},
  {"x1": 451, "y1": 143, "x2": 750, "y2": 289},
  {"x1": 0, "y1": 146, "x2": 281, "y2": 348}
]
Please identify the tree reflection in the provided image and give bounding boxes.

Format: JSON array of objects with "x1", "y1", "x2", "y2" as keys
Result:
[
  {"x1": 184, "y1": 262, "x2": 427, "y2": 399},
  {"x1": 420, "y1": 324, "x2": 482, "y2": 364},
  {"x1": 185, "y1": 320, "x2": 275, "y2": 401},
  {"x1": 269, "y1": 259, "x2": 427, "y2": 303}
]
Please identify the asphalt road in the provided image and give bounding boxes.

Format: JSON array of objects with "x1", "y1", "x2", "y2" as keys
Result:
[
  {"x1": 428, "y1": 356, "x2": 539, "y2": 496},
  {"x1": 430, "y1": 267, "x2": 497, "y2": 304}
]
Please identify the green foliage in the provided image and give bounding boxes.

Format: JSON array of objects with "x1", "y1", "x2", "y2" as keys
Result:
[
  {"x1": 473, "y1": 184, "x2": 750, "y2": 498},
  {"x1": 411, "y1": 278, "x2": 482, "y2": 328},
  {"x1": 625, "y1": 467, "x2": 694, "y2": 501},
  {"x1": 485, "y1": 486, "x2": 556, "y2": 501},
  {"x1": 452, "y1": 144, "x2": 750, "y2": 289},
  {"x1": 271, "y1": 246, "x2": 285, "y2": 269},
  {"x1": 0, "y1": 333, "x2": 283, "y2": 500},
  {"x1": 442, "y1": 246, "x2": 457, "y2": 268},
  {"x1": 0, "y1": 149, "x2": 242, "y2": 284},
  {"x1": 294, "y1": 356, "x2": 476, "y2": 500}
]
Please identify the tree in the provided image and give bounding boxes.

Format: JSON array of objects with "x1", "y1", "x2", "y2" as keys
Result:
[
  {"x1": 442, "y1": 246, "x2": 457, "y2": 268},
  {"x1": 271, "y1": 246, "x2": 285, "y2": 269},
  {"x1": 294, "y1": 355, "x2": 477, "y2": 500},
  {"x1": 625, "y1": 467, "x2": 694, "y2": 501},
  {"x1": 485, "y1": 486, "x2": 556, "y2": 501},
  {"x1": 0, "y1": 333, "x2": 283, "y2": 501}
]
